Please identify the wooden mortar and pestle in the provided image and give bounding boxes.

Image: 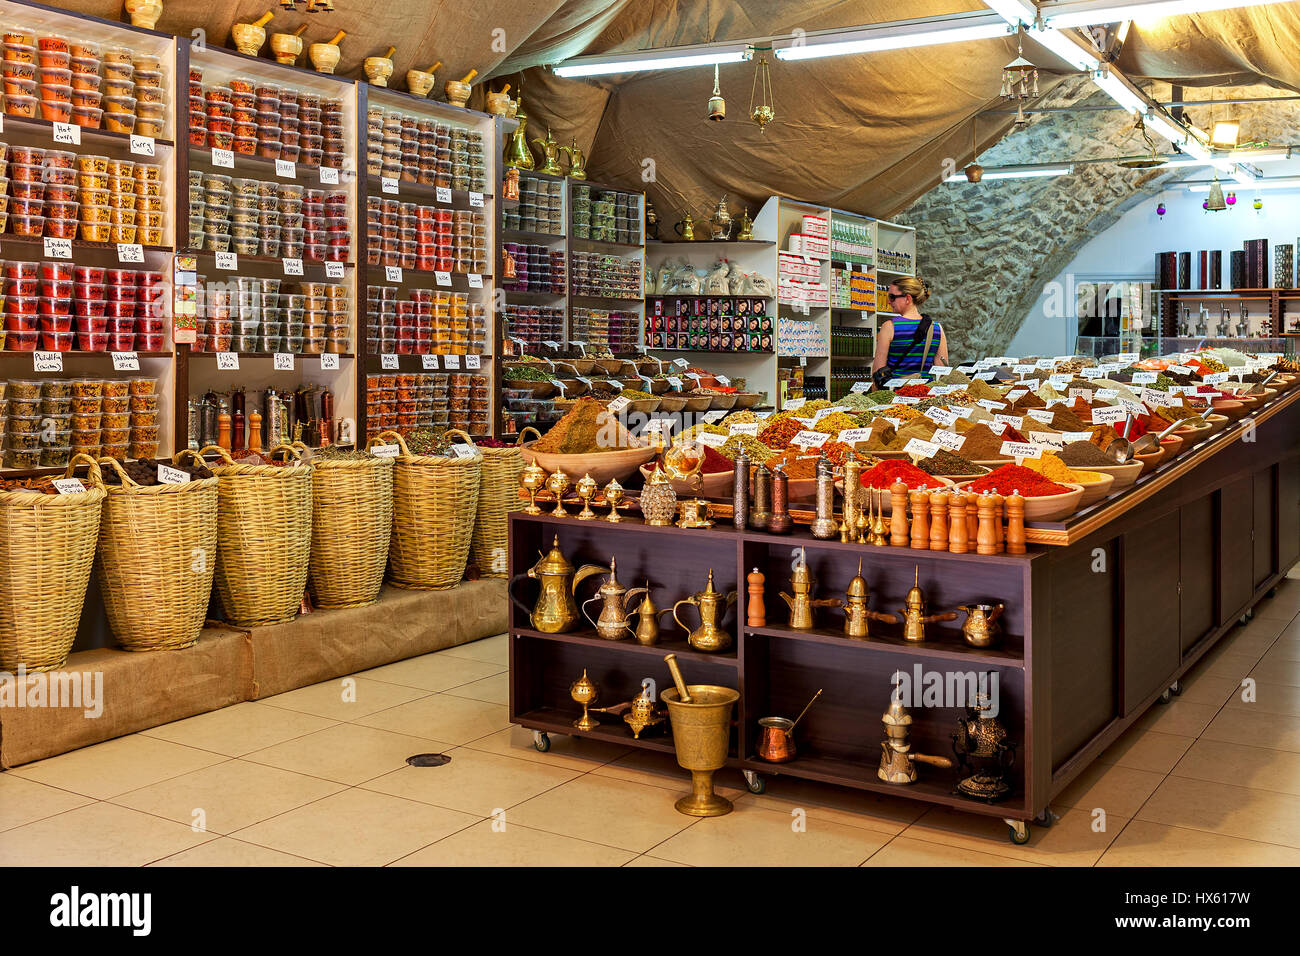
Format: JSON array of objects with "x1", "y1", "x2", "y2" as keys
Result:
[
  {"x1": 309, "y1": 29, "x2": 346, "y2": 74},
  {"x1": 444, "y1": 68, "x2": 477, "y2": 108},
  {"x1": 406, "y1": 60, "x2": 442, "y2": 98},
  {"x1": 363, "y1": 46, "x2": 396, "y2": 87},
  {"x1": 485, "y1": 83, "x2": 514, "y2": 116},
  {"x1": 270, "y1": 24, "x2": 310, "y2": 66},
  {"x1": 232, "y1": 11, "x2": 275, "y2": 57}
]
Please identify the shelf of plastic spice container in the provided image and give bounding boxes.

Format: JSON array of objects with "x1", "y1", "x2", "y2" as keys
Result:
[
  {"x1": 180, "y1": 249, "x2": 353, "y2": 267},
  {"x1": 366, "y1": 177, "x2": 493, "y2": 206},
  {"x1": 0, "y1": 111, "x2": 175, "y2": 148},
  {"x1": 186, "y1": 146, "x2": 346, "y2": 179}
]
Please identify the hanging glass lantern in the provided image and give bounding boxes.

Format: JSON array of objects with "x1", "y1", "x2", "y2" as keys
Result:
[
  {"x1": 1156, "y1": 202, "x2": 1166, "y2": 218},
  {"x1": 1226, "y1": 191, "x2": 1237, "y2": 206},
  {"x1": 749, "y1": 55, "x2": 774, "y2": 132}
]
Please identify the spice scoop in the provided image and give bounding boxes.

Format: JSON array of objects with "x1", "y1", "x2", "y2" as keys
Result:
[{"x1": 1129, "y1": 419, "x2": 1184, "y2": 457}]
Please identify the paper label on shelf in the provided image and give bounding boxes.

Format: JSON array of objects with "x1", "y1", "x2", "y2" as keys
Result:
[
  {"x1": 930, "y1": 429, "x2": 966, "y2": 452},
  {"x1": 927, "y1": 406, "x2": 959, "y2": 427},
  {"x1": 129, "y1": 134, "x2": 155, "y2": 157},
  {"x1": 52, "y1": 478, "x2": 86, "y2": 495},
  {"x1": 466, "y1": 355, "x2": 481, "y2": 369},
  {"x1": 673, "y1": 358, "x2": 690, "y2": 369},
  {"x1": 212, "y1": 147, "x2": 235, "y2": 168},
  {"x1": 1143, "y1": 388, "x2": 1179, "y2": 407},
  {"x1": 320, "y1": 353, "x2": 340, "y2": 370},
  {"x1": 467, "y1": 273, "x2": 483, "y2": 289},
  {"x1": 1000, "y1": 441, "x2": 1042, "y2": 460},
  {"x1": 701, "y1": 410, "x2": 727, "y2": 423},
  {"x1": 435, "y1": 186, "x2": 452, "y2": 204},
  {"x1": 1117, "y1": 352, "x2": 1139, "y2": 364},
  {"x1": 849, "y1": 381, "x2": 872, "y2": 393},
  {"x1": 1013, "y1": 364, "x2": 1036, "y2": 376},
  {"x1": 450, "y1": 444, "x2": 477, "y2": 459},
  {"x1": 381, "y1": 354, "x2": 399, "y2": 370},
  {"x1": 1035, "y1": 358, "x2": 1055, "y2": 369},
  {"x1": 904, "y1": 438, "x2": 940, "y2": 459},
  {"x1": 791, "y1": 430, "x2": 830, "y2": 449},
  {"x1": 324, "y1": 261, "x2": 345, "y2": 279},
  {"x1": 607, "y1": 396, "x2": 631, "y2": 414},
  {"x1": 730, "y1": 423, "x2": 761, "y2": 436},
  {"x1": 1005, "y1": 389, "x2": 1027, "y2": 402},
  {"x1": 44, "y1": 237, "x2": 72, "y2": 259},
  {"x1": 52, "y1": 122, "x2": 81, "y2": 146},
  {"x1": 1131, "y1": 371, "x2": 1158, "y2": 385},
  {"x1": 371, "y1": 444, "x2": 399, "y2": 458},
  {"x1": 33, "y1": 351, "x2": 62, "y2": 373},
  {"x1": 885, "y1": 378, "x2": 908, "y2": 388},
  {"x1": 977, "y1": 399, "x2": 1006, "y2": 411},
  {"x1": 1120, "y1": 398, "x2": 1145, "y2": 416},
  {"x1": 784, "y1": 397, "x2": 806, "y2": 410},
  {"x1": 115, "y1": 242, "x2": 145, "y2": 263},
  {"x1": 1048, "y1": 375, "x2": 1072, "y2": 388},
  {"x1": 799, "y1": 356, "x2": 808, "y2": 367},
  {"x1": 157, "y1": 464, "x2": 190, "y2": 485},
  {"x1": 1092, "y1": 405, "x2": 1129, "y2": 424},
  {"x1": 697, "y1": 431, "x2": 728, "y2": 449},
  {"x1": 1027, "y1": 432, "x2": 1066, "y2": 451},
  {"x1": 948, "y1": 405, "x2": 974, "y2": 419},
  {"x1": 435, "y1": 271, "x2": 452, "y2": 287},
  {"x1": 384, "y1": 265, "x2": 403, "y2": 282},
  {"x1": 469, "y1": 192, "x2": 484, "y2": 208},
  {"x1": 319, "y1": 166, "x2": 340, "y2": 185},
  {"x1": 1026, "y1": 409, "x2": 1056, "y2": 424},
  {"x1": 1094, "y1": 388, "x2": 1119, "y2": 399},
  {"x1": 111, "y1": 351, "x2": 140, "y2": 371},
  {"x1": 1068, "y1": 388, "x2": 1094, "y2": 402},
  {"x1": 274, "y1": 159, "x2": 296, "y2": 179},
  {"x1": 715, "y1": 374, "x2": 731, "y2": 386},
  {"x1": 381, "y1": 177, "x2": 399, "y2": 194},
  {"x1": 1168, "y1": 364, "x2": 1194, "y2": 375},
  {"x1": 275, "y1": 257, "x2": 302, "y2": 277},
  {"x1": 1203, "y1": 372, "x2": 1228, "y2": 384},
  {"x1": 418, "y1": 354, "x2": 438, "y2": 370},
  {"x1": 993, "y1": 414, "x2": 1024, "y2": 430},
  {"x1": 1063, "y1": 431, "x2": 1094, "y2": 443},
  {"x1": 216, "y1": 351, "x2": 240, "y2": 370},
  {"x1": 272, "y1": 352, "x2": 295, "y2": 371},
  {"x1": 444, "y1": 354, "x2": 461, "y2": 369},
  {"x1": 928, "y1": 365, "x2": 952, "y2": 377},
  {"x1": 216, "y1": 251, "x2": 238, "y2": 271},
  {"x1": 974, "y1": 371, "x2": 997, "y2": 381}
]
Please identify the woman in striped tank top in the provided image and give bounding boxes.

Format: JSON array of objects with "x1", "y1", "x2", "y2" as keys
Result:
[{"x1": 871, "y1": 276, "x2": 949, "y2": 387}]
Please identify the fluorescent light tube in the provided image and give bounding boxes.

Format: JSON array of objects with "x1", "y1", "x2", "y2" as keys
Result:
[
  {"x1": 1092, "y1": 72, "x2": 1148, "y2": 114},
  {"x1": 1043, "y1": 0, "x2": 1293, "y2": 29},
  {"x1": 554, "y1": 43, "x2": 751, "y2": 77},
  {"x1": 775, "y1": 15, "x2": 1008, "y2": 61},
  {"x1": 1186, "y1": 177, "x2": 1300, "y2": 191},
  {"x1": 945, "y1": 165, "x2": 1074, "y2": 181},
  {"x1": 1026, "y1": 26, "x2": 1102, "y2": 71}
]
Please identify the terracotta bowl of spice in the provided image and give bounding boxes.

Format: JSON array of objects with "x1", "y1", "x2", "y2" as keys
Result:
[
  {"x1": 1209, "y1": 399, "x2": 1245, "y2": 422},
  {"x1": 1070, "y1": 460, "x2": 1142, "y2": 493},
  {"x1": 1133, "y1": 444, "x2": 1167, "y2": 476},
  {"x1": 1202, "y1": 413, "x2": 1229, "y2": 437},
  {"x1": 522, "y1": 442, "x2": 656, "y2": 486}
]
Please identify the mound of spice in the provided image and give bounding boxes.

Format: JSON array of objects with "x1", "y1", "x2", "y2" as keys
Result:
[
  {"x1": 719, "y1": 434, "x2": 775, "y2": 461},
  {"x1": 757, "y1": 416, "x2": 804, "y2": 450},
  {"x1": 965, "y1": 464, "x2": 1070, "y2": 497},
  {"x1": 859, "y1": 459, "x2": 945, "y2": 490},
  {"x1": 916, "y1": 449, "x2": 985, "y2": 477},
  {"x1": 895, "y1": 383, "x2": 932, "y2": 397},
  {"x1": 1060, "y1": 440, "x2": 1118, "y2": 467},
  {"x1": 957, "y1": 423, "x2": 1013, "y2": 460},
  {"x1": 1049, "y1": 406, "x2": 1090, "y2": 431},
  {"x1": 765, "y1": 449, "x2": 823, "y2": 479},
  {"x1": 619, "y1": 388, "x2": 656, "y2": 401},
  {"x1": 532, "y1": 397, "x2": 640, "y2": 454},
  {"x1": 1021, "y1": 452, "x2": 1087, "y2": 483}
]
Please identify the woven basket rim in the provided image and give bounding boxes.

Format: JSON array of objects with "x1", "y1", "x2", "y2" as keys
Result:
[
  {"x1": 101, "y1": 475, "x2": 221, "y2": 496},
  {"x1": 0, "y1": 486, "x2": 107, "y2": 507},
  {"x1": 370, "y1": 428, "x2": 483, "y2": 465}
]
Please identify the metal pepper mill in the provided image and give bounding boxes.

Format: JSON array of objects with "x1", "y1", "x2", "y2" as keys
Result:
[
  {"x1": 732, "y1": 448, "x2": 750, "y2": 531},
  {"x1": 768, "y1": 464, "x2": 792, "y2": 534},
  {"x1": 750, "y1": 463, "x2": 772, "y2": 531},
  {"x1": 810, "y1": 453, "x2": 837, "y2": 539}
]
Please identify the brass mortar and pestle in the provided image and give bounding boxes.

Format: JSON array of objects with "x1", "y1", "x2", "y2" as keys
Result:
[
  {"x1": 309, "y1": 29, "x2": 346, "y2": 74},
  {"x1": 270, "y1": 24, "x2": 310, "y2": 65},
  {"x1": 363, "y1": 46, "x2": 397, "y2": 87},
  {"x1": 406, "y1": 61, "x2": 442, "y2": 98},
  {"x1": 661, "y1": 654, "x2": 740, "y2": 817},
  {"x1": 444, "y1": 69, "x2": 477, "y2": 108},
  {"x1": 754, "y1": 689, "x2": 822, "y2": 763}
]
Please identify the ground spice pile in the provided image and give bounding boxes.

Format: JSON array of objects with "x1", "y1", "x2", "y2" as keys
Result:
[
  {"x1": 965, "y1": 464, "x2": 1070, "y2": 497},
  {"x1": 858, "y1": 459, "x2": 945, "y2": 490}
]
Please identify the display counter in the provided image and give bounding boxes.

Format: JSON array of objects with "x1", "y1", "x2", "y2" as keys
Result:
[{"x1": 507, "y1": 387, "x2": 1299, "y2": 843}]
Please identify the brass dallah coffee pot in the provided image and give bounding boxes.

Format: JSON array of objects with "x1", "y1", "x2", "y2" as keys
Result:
[
  {"x1": 837, "y1": 559, "x2": 899, "y2": 640},
  {"x1": 507, "y1": 535, "x2": 608, "y2": 633},
  {"x1": 504, "y1": 105, "x2": 535, "y2": 170},
  {"x1": 581, "y1": 557, "x2": 647, "y2": 641},
  {"x1": 898, "y1": 567, "x2": 958, "y2": 642},
  {"x1": 673, "y1": 569, "x2": 738, "y2": 652},
  {"x1": 632, "y1": 583, "x2": 673, "y2": 645},
  {"x1": 878, "y1": 697, "x2": 954, "y2": 784},
  {"x1": 779, "y1": 554, "x2": 841, "y2": 630},
  {"x1": 531, "y1": 127, "x2": 565, "y2": 175}
]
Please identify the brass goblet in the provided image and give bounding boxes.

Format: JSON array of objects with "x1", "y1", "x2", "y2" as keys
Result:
[
  {"x1": 520, "y1": 462, "x2": 547, "y2": 515},
  {"x1": 603, "y1": 478, "x2": 626, "y2": 523},
  {"x1": 547, "y1": 469, "x2": 571, "y2": 518},
  {"x1": 570, "y1": 669, "x2": 599, "y2": 731},
  {"x1": 576, "y1": 473, "x2": 598, "y2": 520}
]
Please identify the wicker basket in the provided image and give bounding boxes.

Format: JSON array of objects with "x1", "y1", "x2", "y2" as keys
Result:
[
  {"x1": 200, "y1": 444, "x2": 313, "y2": 628},
  {"x1": 0, "y1": 454, "x2": 106, "y2": 672},
  {"x1": 94, "y1": 451, "x2": 219, "y2": 652},
  {"x1": 300, "y1": 444, "x2": 394, "y2": 609},
  {"x1": 370, "y1": 429, "x2": 481, "y2": 590},
  {"x1": 470, "y1": 428, "x2": 532, "y2": 578}
]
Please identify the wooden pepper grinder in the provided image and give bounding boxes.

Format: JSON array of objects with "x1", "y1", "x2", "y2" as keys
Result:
[
  {"x1": 949, "y1": 491, "x2": 969, "y2": 554},
  {"x1": 216, "y1": 400, "x2": 232, "y2": 451},
  {"x1": 929, "y1": 491, "x2": 949, "y2": 552},
  {"x1": 889, "y1": 480, "x2": 909, "y2": 547},
  {"x1": 909, "y1": 489, "x2": 930, "y2": 550},
  {"x1": 992, "y1": 494, "x2": 1006, "y2": 553},
  {"x1": 746, "y1": 568, "x2": 766, "y2": 627},
  {"x1": 1005, "y1": 492, "x2": 1026, "y2": 554},
  {"x1": 966, "y1": 494, "x2": 979, "y2": 550},
  {"x1": 248, "y1": 409, "x2": 263, "y2": 454},
  {"x1": 977, "y1": 494, "x2": 999, "y2": 556},
  {"x1": 768, "y1": 465, "x2": 793, "y2": 534}
]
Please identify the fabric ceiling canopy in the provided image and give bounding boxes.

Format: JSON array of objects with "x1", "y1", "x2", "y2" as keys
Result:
[{"x1": 47, "y1": 1, "x2": 1300, "y2": 218}]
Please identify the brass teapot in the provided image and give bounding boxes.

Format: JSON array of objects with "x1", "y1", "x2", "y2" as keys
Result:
[
  {"x1": 838, "y1": 558, "x2": 899, "y2": 640},
  {"x1": 531, "y1": 127, "x2": 565, "y2": 175},
  {"x1": 958, "y1": 603, "x2": 1004, "y2": 648},
  {"x1": 779, "y1": 554, "x2": 840, "y2": 630},
  {"x1": 632, "y1": 585, "x2": 673, "y2": 645},
  {"x1": 735, "y1": 208, "x2": 755, "y2": 241},
  {"x1": 508, "y1": 535, "x2": 608, "y2": 633},
  {"x1": 504, "y1": 107, "x2": 536, "y2": 170},
  {"x1": 673, "y1": 569, "x2": 738, "y2": 653},
  {"x1": 559, "y1": 138, "x2": 588, "y2": 180},
  {"x1": 581, "y1": 557, "x2": 647, "y2": 641},
  {"x1": 898, "y1": 567, "x2": 958, "y2": 642},
  {"x1": 673, "y1": 212, "x2": 696, "y2": 241},
  {"x1": 709, "y1": 194, "x2": 733, "y2": 240}
]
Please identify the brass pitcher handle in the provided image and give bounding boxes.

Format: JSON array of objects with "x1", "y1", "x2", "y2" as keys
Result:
[
  {"x1": 673, "y1": 597, "x2": 700, "y2": 637},
  {"x1": 581, "y1": 593, "x2": 603, "y2": 632},
  {"x1": 572, "y1": 564, "x2": 610, "y2": 595},
  {"x1": 725, "y1": 590, "x2": 738, "y2": 609},
  {"x1": 507, "y1": 574, "x2": 536, "y2": 624},
  {"x1": 988, "y1": 603, "x2": 1005, "y2": 624}
]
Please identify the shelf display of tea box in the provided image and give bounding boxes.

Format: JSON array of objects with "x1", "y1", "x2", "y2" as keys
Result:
[{"x1": 645, "y1": 295, "x2": 773, "y2": 352}]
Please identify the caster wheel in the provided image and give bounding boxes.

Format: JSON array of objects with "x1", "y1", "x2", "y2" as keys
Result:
[
  {"x1": 1008, "y1": 822, "x2": 1031, "y2": 845},
  {"x1": 1033, "y1": 809, "x2": 1056, "y2": 828},
  {"x1": 1158, "y1": 689, "x2": 1173, "y2": 704},
  {"x1": 1169, "y1": 680, "x2": 1183, "y2": 697},
  {"x1": 742, "y1": 770, "x2": 765, "y2": 794},
  {"x1": 533, "y1": 732, "x2": 551, "y2": 753},
  {"x1": 1239, "y1": 614, "x2": 1249, "y2": 626}
]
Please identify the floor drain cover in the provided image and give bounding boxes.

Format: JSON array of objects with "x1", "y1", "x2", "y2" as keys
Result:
[{"x1": 406, "y1": 753, "x2": 452, "y2": 767}]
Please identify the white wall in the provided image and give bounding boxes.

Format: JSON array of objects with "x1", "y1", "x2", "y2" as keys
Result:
[{"x1": 1009, "y1": 184, "x2": 1300, "y2": 356}]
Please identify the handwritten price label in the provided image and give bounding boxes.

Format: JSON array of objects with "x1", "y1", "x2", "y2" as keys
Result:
[
  {"x1": 212, "y1": 147, "x2": 235, "y2": 168},
  {"x1": 607, "y1": 396, "x2": 631, "y2": 414},
  {"x1": 371, "y1": 444, "x2": 399, "y2": 458},
  {"x1": 1026, "y1": 409, "x2": 1056, "y2": 423},
  {"x1": 1062, "y1": 431, "x2": 1094, "y2": 442},
  {"x1": 129, "y1": 135, "x2": 156, "y2": 157},
  {"x1": 435, "y1": 271, "x2": 452, "y2": 287},
  {"x1": 216, "y1": 351, "x2": 240, "y2": 370},
  {"x1": 325, "y1": 261, "x2": 345, "y2": 279},
  {"x1": 384, "y1": 265, "x2": 403, "y2": 283},
  {"x1": 216, "y1": 251, "x2": 238, "y2": 271},
  {"x1": 435, "y1": 186, "x2": 452, "y2": 204},
  {"x1": 1068, "y1": 388, "x2": 1094, "y2": 402},
  {"x1": 157, "y1": 464, "x2": 191, "y2": 485},
  {"x1": 111, "y1": 351, "x2": 140, "y2": 371},
  {"x1": 697, "y1": 431, "x2": 728, "y2": 449},
  {"x1": 273, "y1": 353, "x2": 295, "y2": 371},
  {"x1": 467, "y1": 273, "x2": 483, "y2": 289},
  {"x1": 1028, "y1": 432, "x2": 1066, "y2": 451},
  {"x1": 52, "y1": 122, "x2": 81, "y2": 146},
  {"x1": 729, "y1": 422, "x2": 760, "y2": 436},
  {"x1": 784, "y1": 397, "x2": 806, "y2": 410},
  {"x1": 466, "y1": 355, "x2": 481, "y2": 369},
  {"x1": 117, "y1": 242, "x2": 145, "y2": 263},
  {"x1": 927, "y1": 406, "x2": 959, "y2": 427},
  {"x1": 33, "y1": 351, "x2": 63, "y2": 372},
  {"x1": 931, "y1": 429, "x2": 966, "y2": 452},
  {"x1": 44, "y1": 237, "x2": 72, "y2": 259},
  {"x1": 52, "y1": 478, "x2": 86, "y2": 495},
  {"x1": 904, "y1": 438, "x2": 940, "y2": 459},
  {"x1": 1117, "y1": 352, "x2": 1139, "y2": 364},
  {"x1": 319, "y1": 166, "x2": 340, "y2": 185},
  {"x1": 381, "y1": 354, "x2": 399, "y2": 369},
  {"x1": 994, "y1": 414, "x2": 1024, "y2": 430},
  {"x1": 275, "y1": 159, "x2": 297, "y2": 179},
  {"x1": 421, "y1": 354, "x2": 440, "y2": 370},
  {"x1": 1131, "y1": 371, "x2": 1158, "y2": 385},
  {"x1": 381, "y1": 177, "x2": 399, "y2": 194},
  {"x1": 790, "y1": 430, "x2": 830, "y2": 449},
  {"x1": 282, "y1": 258, "x2": 304, "y2": 276},
  {"x1": 469, "y1": 192, "x2": 484, "y2": 207},
  {"x1": 320, "y1": 353, "x2": 340, "y2": 370},
  {"x1": 702, "y1": 410, "x2": 727, "y2": 423},
  {"x1": 1000, "y1": 440, "x2": 1043, "y2": 460},
  {"x1": 1092, "y1": 406, "x2": 1129, "y2": 425},
  {"x1": 850, "y1": 381, "x2": 871, "y2": 393},
  {"x1": 444, "y1": 354, "x2": 461, "y2": 369}
]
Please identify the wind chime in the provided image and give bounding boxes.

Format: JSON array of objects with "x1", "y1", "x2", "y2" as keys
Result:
[
  {"x1": 1000, "y1": 27, "x2": 1038, "y2": 130},
  {"x1": 279, "y1": 0, "x2": 335, "y2": 10},
  {"x1": 749, "y1": 52, "x2": 774, "y2": 132}
]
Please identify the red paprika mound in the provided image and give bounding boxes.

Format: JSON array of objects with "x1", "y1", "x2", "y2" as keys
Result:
[
  {"x1": 895, "y1": 384, "x2": 932, "y2": 397},
  {"x1": 859, "y1": 459, "x2": 945, "y2": 490},
  {"x1": 965, "y1": 463, "x2": 1070, "y2": 497}
]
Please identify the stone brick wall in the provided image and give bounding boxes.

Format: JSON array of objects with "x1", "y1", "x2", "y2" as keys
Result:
[{"x1": 895, "y1": 78, "x2": 1300, "y2": 363}]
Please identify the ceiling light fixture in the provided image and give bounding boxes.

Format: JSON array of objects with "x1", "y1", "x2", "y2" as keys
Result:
[
  {"x1": 945, "y1": 164, "x2": 1074, "y2": 181},
  {"x1": 1210, "y1": 120, "x2": 1240, "y2": 148},
  {"x1": 773, "y1": 12, "x2": 1009, "y2": 61},
  {"x1": 1186, "y1": 177, "x2": 1300, "y2": 192},
  {"x1": 1041, "y1": 0, "x2": 1294, "y2": 30},
  {"x1": 553, "y1": 42, "x2": 752, "y2": 78}
]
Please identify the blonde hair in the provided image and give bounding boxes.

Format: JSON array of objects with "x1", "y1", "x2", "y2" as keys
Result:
[{"x1": 891, "y1": 276, "x2": 930, "y2": 307}]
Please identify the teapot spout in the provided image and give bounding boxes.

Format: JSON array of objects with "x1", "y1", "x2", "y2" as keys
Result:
[{"x1": 778, "y1": 592, "x2": 794, "y2": 610}]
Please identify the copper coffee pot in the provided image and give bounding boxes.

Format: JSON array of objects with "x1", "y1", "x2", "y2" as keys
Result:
[{"x1": 755, "y1": 689, "x2": 822, "y2": 763}]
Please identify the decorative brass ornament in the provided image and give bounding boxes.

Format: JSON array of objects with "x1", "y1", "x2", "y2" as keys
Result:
[
  {"x1": 570, "y1": 669, "x2": 599, "y2": 730},
  {"x1": 1000, "y1": 27, "x2": 1039, "y2": 100},
  {"x1": 531, "y1": 126, "x2": 565, "y2": 175},
  {"x1": 708, "y1": 63, "x2": 726, "y2": 121},
  {"x1": 519, "y1": 461, "x2": 546, "y2": 514},
  {"x1": 662, "y1": 654, "x2": 740, "y2": 817},
  {"x1": 673, "y1": 569, "x2": 738, "y2": 653},
  {"x1": 749, "y1": 55, "x2": 774, "y2": 132},
  {"x1": 575, "y1": 472, "x2": 598, "y2": 520}
]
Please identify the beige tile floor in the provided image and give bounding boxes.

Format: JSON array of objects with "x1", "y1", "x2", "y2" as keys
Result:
[{"x1": 3, "y1": 570, "x2": 1300, "y2": 867}]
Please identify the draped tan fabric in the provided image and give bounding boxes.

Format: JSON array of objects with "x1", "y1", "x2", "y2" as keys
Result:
[{"x1": 47, "y1": 1, "x2": 1300, "y2": 218}]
